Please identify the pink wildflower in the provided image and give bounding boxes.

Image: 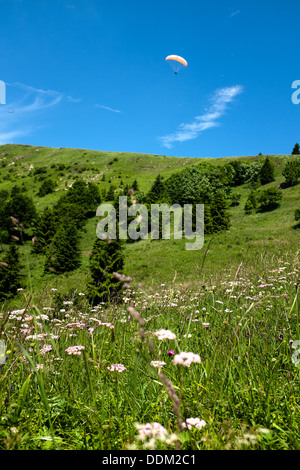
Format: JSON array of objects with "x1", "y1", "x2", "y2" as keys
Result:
[
  {"x1": 154, "y1": 329, "x2": 176, "y2": 340},
  {"x1": 173, "y1": 352, "x2": 201, "y2": 367},
  {"x1": 65, "y1": 345, "x2": 85, "y2": 355},
  {"x1": 107, "y1": 364, "x2": 126, "y2": 372},
  {"x1": 182, "y1": 418, "x2": 207, "y2": 430}
]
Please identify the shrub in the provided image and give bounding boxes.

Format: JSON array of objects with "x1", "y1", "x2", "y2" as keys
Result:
[
  {"x1": 38, "y1": 178, "x2": 56, "y2": 197},
  {"x1": 244, "y1": 191, "x2": 258, "y2": 214},
  {"x1": 282, "y1": 158, "x2": 300, "y2": 186},
  {"x1": 257, "y1": 187, "x2": 282, "y2": 212}
]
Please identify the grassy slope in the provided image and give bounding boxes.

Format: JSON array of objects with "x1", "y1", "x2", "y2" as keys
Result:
[{"x1": 0, "y1": 144, "x2": 299, "y2": 302}]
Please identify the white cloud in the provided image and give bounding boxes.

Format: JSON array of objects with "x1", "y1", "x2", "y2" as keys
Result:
[
  {"x1": 0, "y1": 82, "x2": 64, "y2": 144},
  {"x1": 157, "y1": 85, "x2": 243, "y2": 149},
  {"x1": 230, "y1": 10, "x2": 240, "y2": 17},
  {"x1": 95, "y1": 104, "x2": 122, "y2": 113},
  {"x1": 0, "y1": 129, "x2": 30, "y2": 145},
  {"x1": 67, "y1": 95, "x2": 82, "y2": 103}
]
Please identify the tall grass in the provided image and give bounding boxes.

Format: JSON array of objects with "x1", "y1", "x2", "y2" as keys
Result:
[{"x1": 0, "y1": 249, "x2": 299, "y2": 450}]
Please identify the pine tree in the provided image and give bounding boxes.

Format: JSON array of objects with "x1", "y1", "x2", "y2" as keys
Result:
[
  {"x1": 210, "y1": 191, "x2": 230, "y2": 232},
  {"x1": 146, "y1": 175, "x2": 168, "y2": 204},
  {"x1": 260, "y1": 157, "x2": 275, "y2": 185},
  {"x1": 44, "y1": 222, "x2": 81, "y2": 274},
  {"x1": 106, "y1": 185, "x2": 115, "y2": 201},
  {"x1": 131, "y1": 179, "x2": 139, "y2": 191},
  {"x1": 244, "y1": 190, "x2": 258, "y2": 214},
  {"x1": 86, "y1": 232, "x2": 125, "y2": 305},
  {"x1": 292, "y1": 143, "x2": 300, "y2": 155},
  {"x1": 204, "y1": 205, "x2": 214, "y2": 234},
  {"x1": 0, "y1": 243, "x2": 23, "y2": 301},
  {"x1": 32, "y1": 207, "x2": 56, "y2": 254}
]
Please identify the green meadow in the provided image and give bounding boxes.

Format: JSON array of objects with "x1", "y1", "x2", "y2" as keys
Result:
[{"x1": 0, "y1": 144, "x2": 299, "y2": 450}]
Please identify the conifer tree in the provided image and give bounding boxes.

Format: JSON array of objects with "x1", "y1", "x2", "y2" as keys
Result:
[
  {"x1": 0, "y1": 243, "x2": 23, "y2": 301},
  {"x1": 106, "y1": 185, "x2": 115, "y2": 201},
  {"x1": 86, "y1": 231, "x2": 125, "y2": 305},
  {"x1": 260, "y1": 157, "x2": 275, "y2": 185},
  {"x1": 44, "y1": 222, "x2": 81, "y2": 274},
  {"x1": 292, "y1": 143, "x2": 300, "y2": 155},
  {"x1": 204, "y1": 205, "x2": 214, "y2": 234},
  {"x1": 146, "y1": 175, "x2": 168, "y2": 204},
  {"x1": 210, "y1": 190, "x2": 230, "y2": 232},
  {"x1": 244, "y1": 190, "x2": 258, "y2": 214},
  {"x1": 131, "y1": 179, "x2": 139, "y2": 191},
  {"x1": 32, "y1": 207, "x2": 56, "y2": 254}
]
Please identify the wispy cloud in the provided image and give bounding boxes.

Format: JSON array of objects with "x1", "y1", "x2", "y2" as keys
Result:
[
  {"x1": 67, "y1": 95, "x2": 82, "y2": 103},
  {"x1": 157, "y1": 85, "x2": 243, "y2": 149},
  {"x1": 0, "y1": 82, "x2": 64, "y2": 144},
  {"x1": 95, "y1": 104, "x2": 122, "y2": 113},
  {"x1": 230, "y1": 10, "x2": 240, "y2": 17}
]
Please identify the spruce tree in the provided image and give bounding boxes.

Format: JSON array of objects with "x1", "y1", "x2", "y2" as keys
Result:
[
  {"x1": 0, "y1": 243, "x2": 23, "y2": 301},
  {"x1": 244, "y1": 190, "x2": 258, "y2": 214},
  {"x1": 44, "y1": 222, "x2": 81, "y2": 274},
  {"x1": 32, "y1": 207, "x2": 56, "y2": 254},
  {"x1": 210, "y1": 191, "x2": 230, "y2": 232},
  {"x1": 292, "y1": 143, "x2": 300, "y2": 155},
  {"x1": 106, "y1": 185, "x2": 115, "y2": 201},
  {"x1": 146, "y1": 175, "x2": 168, "y2": 204},
  {"x1": 204, "y1": 205, "x2": 214, "y2": 234},
  {"x1": 260, "y1": 157, "x2": 275, "y2": 185},
  {"x1": 131, "y1": 179, "x2": 139, "y2": 191},
  {"x1": 86, "y1": 233, "x2": 125, "y2": 305}
]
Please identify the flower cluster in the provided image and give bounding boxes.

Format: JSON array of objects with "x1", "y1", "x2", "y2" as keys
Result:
[
  {"x1": 40, "y1": 344, "x2": 52, "y2": 355},
  {"x1": 107, "y1": 363, "x2": 126, "y2": 372},
  {"x1": 182, "y1": 418, "x2": 207, "y2": 430},
  {"x1": 65, "y1": 345, "x2": 85, "y2": 355},
  {"x1": 154, "y1": 329, "x2": 176, "y2": 340},
  {"x1": 134, "y1": 422, "x2": 178, "y2": 449},
  {"x1": 173, "y1": 352, "x2": 201, "y2": 367},
  {"x1": 150, "y1": 361, "x2": 166, "y2": 368}
]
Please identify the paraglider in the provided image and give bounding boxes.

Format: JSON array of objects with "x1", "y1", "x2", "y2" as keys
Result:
[{"x1": 165, "y1": 55, "x2": 188, "y2": 75}]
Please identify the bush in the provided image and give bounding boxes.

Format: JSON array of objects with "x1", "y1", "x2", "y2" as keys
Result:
[
  {"x1": 282, "y1": 158, "x2": 300, "y2": 186},
  {"x1": 244, "y1": 191, "x2": 258, "y2": 214},
  {"x1": 38, "y1": 178, "x2": 56, "y2": 197},
  {"x1": 257, "y1": 187, "x2": 282, "y2": 212}
]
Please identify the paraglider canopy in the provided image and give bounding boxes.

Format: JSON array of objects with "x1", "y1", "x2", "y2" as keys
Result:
[{"x1": 165, "y1": 55, "x2": 188, "y2": 74}]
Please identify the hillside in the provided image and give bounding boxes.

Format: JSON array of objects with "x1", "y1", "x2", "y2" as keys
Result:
[{"x1": 0, "y1": 144, "x2": 299, "y2": 305}]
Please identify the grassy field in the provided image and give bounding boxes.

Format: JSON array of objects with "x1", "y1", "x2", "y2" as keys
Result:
[{"x1": 0, "y1": 144, "x2": 299, "y2": 450}]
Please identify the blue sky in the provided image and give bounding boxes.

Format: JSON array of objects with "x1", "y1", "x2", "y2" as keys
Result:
[{"x1": 0, "y1": 0, "x2": 299, "y2": 158}]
